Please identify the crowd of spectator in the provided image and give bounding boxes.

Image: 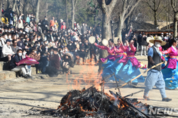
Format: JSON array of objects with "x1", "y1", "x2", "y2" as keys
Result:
[{"x1": 0, "y1": 8, "x2": 102, "y2": 78}]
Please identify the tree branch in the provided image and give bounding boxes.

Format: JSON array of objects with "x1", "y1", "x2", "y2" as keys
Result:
[
  {"x1": 155, "y1": 0, "x2": 161, "y2": 11},
  {"x1": 171, "y1": 0, "x2": 176, "y2": 12},
  {"x1": 101, "y1": 0, "x2": 107, "y2": 13},
  {"x1": 145, "y1": 1, "x2": 154, "y2": 11},
  {"x1": 108, "y1": 0, "x2": 117, "y2": 14},
  {"x1": 124, "y1": 0, "x2": 141, "y2": 20},
  {"x1": 74, "y1": 0, "x2": 78, "y2": 8}
]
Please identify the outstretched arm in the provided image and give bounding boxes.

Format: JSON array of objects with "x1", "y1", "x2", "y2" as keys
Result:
[
  {"x1": 94, "y1": 43, "x2": 108, "y2": 50},
  {"x1": 162, "y1": 48, "x2": 172, "y2": 54}
]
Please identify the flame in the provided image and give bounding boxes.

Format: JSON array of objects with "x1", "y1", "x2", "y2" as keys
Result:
[{"x1": 67, "y1": 58, "x2": 102, "y2": 91}]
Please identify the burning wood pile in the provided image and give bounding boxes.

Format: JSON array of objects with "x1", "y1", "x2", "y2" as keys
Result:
[{"x1": 41, "y1": 87, "x2": 151, "y2": 118}]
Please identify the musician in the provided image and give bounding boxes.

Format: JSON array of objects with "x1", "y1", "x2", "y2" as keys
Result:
[{"x1": 144, "y1": 37, "x2": 172, "y2": 102}]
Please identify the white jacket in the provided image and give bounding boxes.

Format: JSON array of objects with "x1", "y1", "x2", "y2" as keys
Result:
[{"x1": 2, "y1": 44, "x2": 14, "y2": 57}]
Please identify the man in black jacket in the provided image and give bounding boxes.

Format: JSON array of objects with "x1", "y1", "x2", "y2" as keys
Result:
[
  {"x1": 10, "y1": 49, "x2": 30, "y2": 78},
  {"x1": 42, "y1": 16, "x2": 49, "y2": 33}
]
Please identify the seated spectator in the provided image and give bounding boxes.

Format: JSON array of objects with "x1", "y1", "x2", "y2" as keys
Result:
[
  {"x1": 17, "y1": 38, "x2": 25, "y2": 49},
  {"x1": 29, "y1": 49, "x2": 41, "y2": 73},
  {"x1": 2, "y1": 39, "x2": 14, "y2": 61},
  {"x1": 9, "y1": 49, "x2": 30, "y2": 78},
  {"x1": 29, "y1": 49, "x2": 41, "y2": 61},
  {"x1": 11, "y1": 40, "x2": 20, "y2": 53},
  {"x1": 22, "y1": 49, "x2": 32, "y2": 76}
]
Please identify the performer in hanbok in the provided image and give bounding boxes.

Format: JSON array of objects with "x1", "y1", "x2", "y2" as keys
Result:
[
  {"x1": 117, "y1": 40, "x2": 146, "y2": 85},
  {"x1": 94, "y1": 39, "x2": 125, "y2": 81},
  {"x1": 94, "y1": 39, "x2": 125, "y2": 63},
  {"x1": 161, "y1": 39, "x2": 178, "y2": 90}
]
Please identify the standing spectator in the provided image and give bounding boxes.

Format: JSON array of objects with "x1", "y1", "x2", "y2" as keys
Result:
[
  {"x1": 46, "y1": 48, "x2": 60, "y2": 76},
  {"x1": 2, "y1": 39, "x2": 14, "y2": 61},
  {"x1": 79, "y1": 41, "x2": 86, "y2": 64},
  {"x1": 50, "y1": 17, "x2": 55, "y2": 31},
  {"x1": 54, "y1": 20, "x2": 59, "y2": 31},
  {"x1": 42, "y1": 16, "x2": 48, "y2": 32},
  {"x1": 85, "y1": 39, "x2": 90, "y2": 60},
  {"x1": 137, "y1": 32, "x2": 142, "y2": 50},
  {"x1": 40, "y1": 52, "x2": 49, "y2": 74},
  {"x1": 81, "y1": 23, "x2": 87, "y2": 35},
  {"x1": 95, "y1": 24, "x2": 101, "y2": 37},
  {"x1": 26, "y1": 14, "x2": 30, "y2": 24},
  {"x1": 141, "y1": 34, "x2": 147, "y2": 56},
  {"x1": 132, "y1": 35, "x2": 138, "y2": 51},
  {"x1": 62, "y1": 55, "x2": 71, "y2": 74},
  {"x1": 18, "y1": 14, "x2": 24, "y2": 29}
]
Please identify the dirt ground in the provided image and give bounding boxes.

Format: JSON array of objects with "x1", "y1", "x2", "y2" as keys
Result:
[{"x1": 0, "y1": 55, "x2": 178, "y2": 118}]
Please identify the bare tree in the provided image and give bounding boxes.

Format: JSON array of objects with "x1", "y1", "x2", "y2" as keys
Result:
[
  {"x1": 171, "y1": 0, "x2": 178, "y2": 38},
  {"x1": 62, "y1": 0, "x2": 69, "y2": 28},
  {"x1": 116, "y1": 0, "x2": 141, "y2": 42},
  {"x1": 71, "y1": 0, "x2": 78, "y2": 29},
  {"x1": 97, "y1": 0, "x2": 117, "y2": 40},
  {"x1": 0, "y1": 0, "x2": 2, "y2": 18},
  {"x1": 145, "y1": 0, "x2": 161, "y2": 26},
  {"x1": 36, "y1": 0, "x2": 41, "y2": 22},
  {"x1": 12, "y1": 0, "x2": 17, "y2": 11}
]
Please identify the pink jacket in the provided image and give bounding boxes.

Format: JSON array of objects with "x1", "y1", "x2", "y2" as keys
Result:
[
  {"x1": 94, "y1": 43, "x2": 115, "y2": 55},
  {"x1": 162, "y1": 46, "x2": 178, "y2": 69}
]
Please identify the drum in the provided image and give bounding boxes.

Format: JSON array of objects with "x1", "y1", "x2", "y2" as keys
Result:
[
  {"x1": 89, "y1": 36, "x2": 96, "y2": 44},
  {"x1": 102, "y1": 39, "x2": 108, "y2": 46}
]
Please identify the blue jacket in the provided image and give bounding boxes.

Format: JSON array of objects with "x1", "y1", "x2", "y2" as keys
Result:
[{"x1": 9, "y1": 54, "x2": 22, "y2": 70}]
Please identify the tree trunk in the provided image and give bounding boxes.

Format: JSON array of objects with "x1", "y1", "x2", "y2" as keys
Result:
[
  {"x1": 6, "y1": 0, "x2": 10, "y2": 9},
  {"x1": 71, "y1": 0, "x2": 75, "y2": 29},
  {"x1": 0, "y1": 0, "x2": 2, "y2": 18},
  {"x1": 174, "y1": 12, "x2": 177, "y2": 38},
  {"x1": 98, "y1": 12, "x2": 112, "y2": 73},
  {"x1": 154, "y1": 11, "x2": 157, "y2": 26},
  {"x1": 12, "y1": 0, "x2": 16, "y2": 11},
  {"x1": 36, "y1": 0, "x2": 40, "y2": 22},
  {"x1": 23, "y1": 0, "x2": 27, "y2": 19},
  {"x1": 46, "y1": 3, "x2": 48, "y2": 17},
  {"x1": 117, "y1": 15, "x2": 124, "y2": 42},
  {"x1": 65, "y1": 0, "x2": 68, "y2": 28},
  {"x1": 102, "y1": 13, "x2": 111, "y2": 40}
]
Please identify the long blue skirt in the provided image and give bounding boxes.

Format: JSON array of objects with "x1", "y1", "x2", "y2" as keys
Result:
[
  {"x1": 102, "y1": 57, "x2": 145, "y2": 84},
  {"x1": 102, "y1": 56, "x2": 123, "y2": 81},
  {"x1": 162, "y1": 62, "x2": 178, "y2": 90}
]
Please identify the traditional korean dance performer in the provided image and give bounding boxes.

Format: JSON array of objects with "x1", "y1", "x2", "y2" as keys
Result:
[
  {"x1": 161, "y1": 39, "x2": 178, "y2": 90},
  {"x1": 94, "y1": 39, "x2": 126, "y2": 81},
  {"x1": 117, "y1": 40, "x2": 146, "y2": 85},
  {"x1": 143, "y1": 37, "x2": 171, "y2": 102},
  {"x1": 94, "y1": 39, "x2": 126, "y2": 63}
]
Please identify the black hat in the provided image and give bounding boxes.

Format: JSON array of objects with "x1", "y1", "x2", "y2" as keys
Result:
[
  {"x1": 6, "y1": 39, "x2": 12, "y2": 43},
  {"x1": 53, "y1": 48, "x2": 58, "y2": 51}
]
